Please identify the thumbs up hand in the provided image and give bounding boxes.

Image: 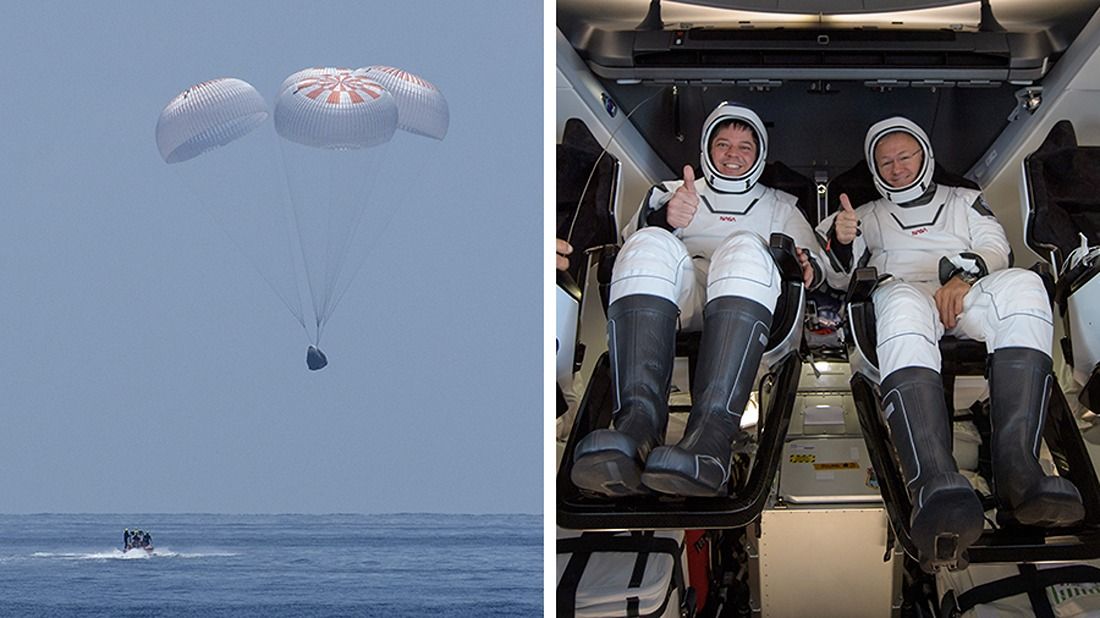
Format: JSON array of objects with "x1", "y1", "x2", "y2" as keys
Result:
[
  {"x1": 834, "y1": 193, "x2": 861, "y2": 245},
  {"x1": 666, "y1": 165, "x2": 699, "y2": 229}
]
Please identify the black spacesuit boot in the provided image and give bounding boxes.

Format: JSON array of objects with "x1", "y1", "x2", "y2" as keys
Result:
[
  {"x1": 882, "y1": 367, "x2": 985, "y2": 573},
  {"x1": 571, "y1": 294, "x2": 678, "y2": 496},
  {"x1": 641, "y1": 297, "x2": 771, "y2": 497},
  {"x1": 988, "y1": 347, "x2": 1084, "y2": 526}
]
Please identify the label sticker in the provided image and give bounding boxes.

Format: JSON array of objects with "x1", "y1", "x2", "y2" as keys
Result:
[{"x1": 812, "y1": 462, "x2": 859, "y2": 471}]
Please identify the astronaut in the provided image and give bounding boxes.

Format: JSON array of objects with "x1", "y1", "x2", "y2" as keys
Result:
[
  {"x1": 571, "y1": 102, "x2": 824, "y2": 498},
  {"x1": 818, "y1": 116, "x2": 1084, "y2": 571}
]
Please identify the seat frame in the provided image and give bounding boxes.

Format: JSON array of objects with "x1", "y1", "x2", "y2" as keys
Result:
[
  {"x1": 557, "y1": 233, "x2": 805, "y2": 530},
  {"x1": 844, "y1": 266, "x2": 1100, "y2": 567}
]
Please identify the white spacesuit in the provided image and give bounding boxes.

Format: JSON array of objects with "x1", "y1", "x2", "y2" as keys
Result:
[
  {"x1": 571, "y1": 102, "x2": 824, "y2": 497},
  {"x1": 818, "y1": 116, "x2": 1083, "y2": 572}
]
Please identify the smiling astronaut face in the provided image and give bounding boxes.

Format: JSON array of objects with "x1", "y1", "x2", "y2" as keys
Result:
[
  {"x1": 700, "y1": 103, "x2": 767, "y2": 194},
  {"x1": 874, "y1": 131, "x2": 925, "y2": 189},
  {"x1": 708, "y1": 124, "x2": 759, "y2": 181}
]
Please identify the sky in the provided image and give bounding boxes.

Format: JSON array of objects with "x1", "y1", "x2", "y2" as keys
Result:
[{"x1": 0, "y1": 1, "x2": 543, "y2": 514}]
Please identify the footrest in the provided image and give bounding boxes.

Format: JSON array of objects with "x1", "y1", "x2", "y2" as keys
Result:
[
  {"x1": 558, "y1": 352, "x2": 802, "y2": 530},
  {"x1": 933, "y1": 533, "x2": 962, "y2": 571}
]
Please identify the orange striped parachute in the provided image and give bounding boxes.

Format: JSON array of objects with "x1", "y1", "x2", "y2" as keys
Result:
[
  {"x1": 355, "y1": 66, "x2": 449, "y2": 140},
  {"x1": 156, "y1": 69, "x2": 445, "y2": 371}
]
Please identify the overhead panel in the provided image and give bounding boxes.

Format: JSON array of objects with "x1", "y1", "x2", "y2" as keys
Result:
[{"x1": 581, "y1": 27, "x2": 1051, "y2": 83}]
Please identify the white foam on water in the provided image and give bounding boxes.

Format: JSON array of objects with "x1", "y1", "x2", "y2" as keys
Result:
[
  {"x1": 174, "y1": 550, "x2": 240, "y2": 558},
  {"x1": 29, "y1": 548, "x2": 239, "y2": 560}
]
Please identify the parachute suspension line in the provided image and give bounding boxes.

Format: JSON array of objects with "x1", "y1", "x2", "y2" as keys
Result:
[
  {"x1": 317, "y1": 146, "x2": 393, "y2": 331},
  {"x1": 312, "y1": 145, "x2": 377, "y2": 334},
  {"x1": 209, "y1": 210, "x2": 308, "y2": 333},
  {"x1": 261, "y1": 201, "x2": 308, "y2": 339},
  {"x1": 278, "y1": 139, "x2": 324, "y2": 341},
  {"x1": 170, "y1": 166, "x2": 308, "y2": 334},
  {"x1": 566, "y1": 88, "x2": 664, "y2": 244},
  {"x1": 272, "y1": 66, "x2": 403, "y2": 346},
  {"x1": 272, "y1": 163, "x2": 309, "y2": 333},
  {"x1": 318, "y1": 151, "x2": 351, "y2": 328},
  {"x1": 321, "y1": 148, "x2": 400, "y2": 329},
  {"x1": 302, "y1": 322, "x2": 318, "y2": 347}
]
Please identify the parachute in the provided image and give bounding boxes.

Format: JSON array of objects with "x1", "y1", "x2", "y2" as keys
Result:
[
  {"x1": 275, "y1": 69, "x2": 397, "y2": 148},
  {"x1": 155, "y1": 77, "x2": 307, "y2": 353},
  {"x1": 355, "y1": 66, "x2": 449, "y2": 140},
  {"x1": 157, "y1": 67, "x2": 446, "y2": 371},
  {"x1": 156, "y1": 78, "x2": 269, "y2": 164},
  {"x1": 273, "y1": 68, "x2": 399, "y2": 370}
]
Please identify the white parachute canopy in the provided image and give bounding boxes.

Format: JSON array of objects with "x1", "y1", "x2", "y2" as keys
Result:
[
  {"x1": 274, "y1": 68, "x2": 399, "y2": 365},
  {"x1": 155, "y1": 78, "x2": 307, "y2": 346},
  {"x1": 355, "y1": 66, "x2": 448, "y2": 140},
  {"x1": 156, "y1": 78, "x2": 269, "y2": 164},
  {"x1": 276, "y1": 69, "x2": 397, "y2": 148}
]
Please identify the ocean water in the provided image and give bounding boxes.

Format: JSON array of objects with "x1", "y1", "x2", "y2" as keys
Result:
[{"x1": 0, "y1": 513, "x2": 542, "y2": 617}]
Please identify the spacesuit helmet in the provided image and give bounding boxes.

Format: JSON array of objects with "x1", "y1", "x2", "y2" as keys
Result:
[
  {"x1": 865, "y1": 116, "x2": 935, "y2": 204},
  {"x1": 700, "y1": 102, "x2": 767, "y2": 194}
]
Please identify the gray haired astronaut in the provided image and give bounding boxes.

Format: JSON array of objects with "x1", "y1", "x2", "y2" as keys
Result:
[{"x1": 818, "y1": 116, "x2": 1083, "y2": 572}]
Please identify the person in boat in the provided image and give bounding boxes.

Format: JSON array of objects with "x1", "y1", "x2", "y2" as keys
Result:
[
  {"x1": 123, "y1": 529, "x2": 130, "y2": 550},
  {"x1": 571, "y1": 102, "x2": 825, "y2": 498},
  {"x1": 816, "y1": 116, "x2": 1085, "y2": 571},
  {"x1": 142, "y1": 531, "x2": 152, "y2": 549}
]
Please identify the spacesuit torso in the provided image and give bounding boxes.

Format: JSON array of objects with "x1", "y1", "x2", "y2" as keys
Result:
[
  {"x1": 839, "y1": 184, "x2": 1011, "y2": 285},
  {"x1": 626, "y1": 179, "x2": 818, "y2": 269},
  {"x1": 853, "y1": 182, "x2": 1007, "y2": 283}
]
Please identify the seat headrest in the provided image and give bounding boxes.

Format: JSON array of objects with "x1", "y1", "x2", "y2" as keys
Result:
[
  {"x1": 557, "y1": 119, "x2": 620, "y2": 282},
  {"x1": 759, "y1": 161, "x2": 818, "y2": 227},
  {"x1": 1024, "y1": 120, "x2": 1100, "y2": 267}
]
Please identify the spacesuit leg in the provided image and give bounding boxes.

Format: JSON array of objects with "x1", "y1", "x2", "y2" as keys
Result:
[
  {"x1": 572, "y1": 228, "x2": 695, "y2": 496},
  {"x1": 958, "y1": 269, "x2": 1084, "y2": 525},
  {"x1": 874, "y1": 280, "x2": 943, "y2": 377},
  {"x1": 876, "y1": 281, "x2": 984, "y2": 572},
  {"x1": 606, "y1": 227, "x2": 701, "y2": 313},
  {"x1": 642, "y1": 232, "x2": 778, "y2": 496}
]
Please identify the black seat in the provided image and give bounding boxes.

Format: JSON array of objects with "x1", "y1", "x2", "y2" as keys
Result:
[
  {"x1": 557, "y1": 232, "x2": 804, "y2": 530},
  {"x1": 557, "y1": 160, "x2": 814, "y2": 530},
  {"x1": 845, "y1": 272, "x2": 1100, "y2": 567},
  {"x1": 835, "y1": 153, "x2": 1100, "y2": 568},
  {"x1": 557, "y1": 118, "x2": 620, "y2": 284},
  {"x1": 850, "y1": 365, "x2": 1100, "y2": 566},
  {"x1": 591, "y1": 163, "x2": 817, "y2": 389},
  {"x1": 1023, "y1": 119, "x2": 1100, "y2": 411},
  {"x1": 761, "y1": 159, "x2": 822, "y2": 228},
  {"x1": 557, "y1": 120, "x2": 622, "y2": 417},
  {"x1": 830, "y1": 160, "x2": 991, "y2": 404}
]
